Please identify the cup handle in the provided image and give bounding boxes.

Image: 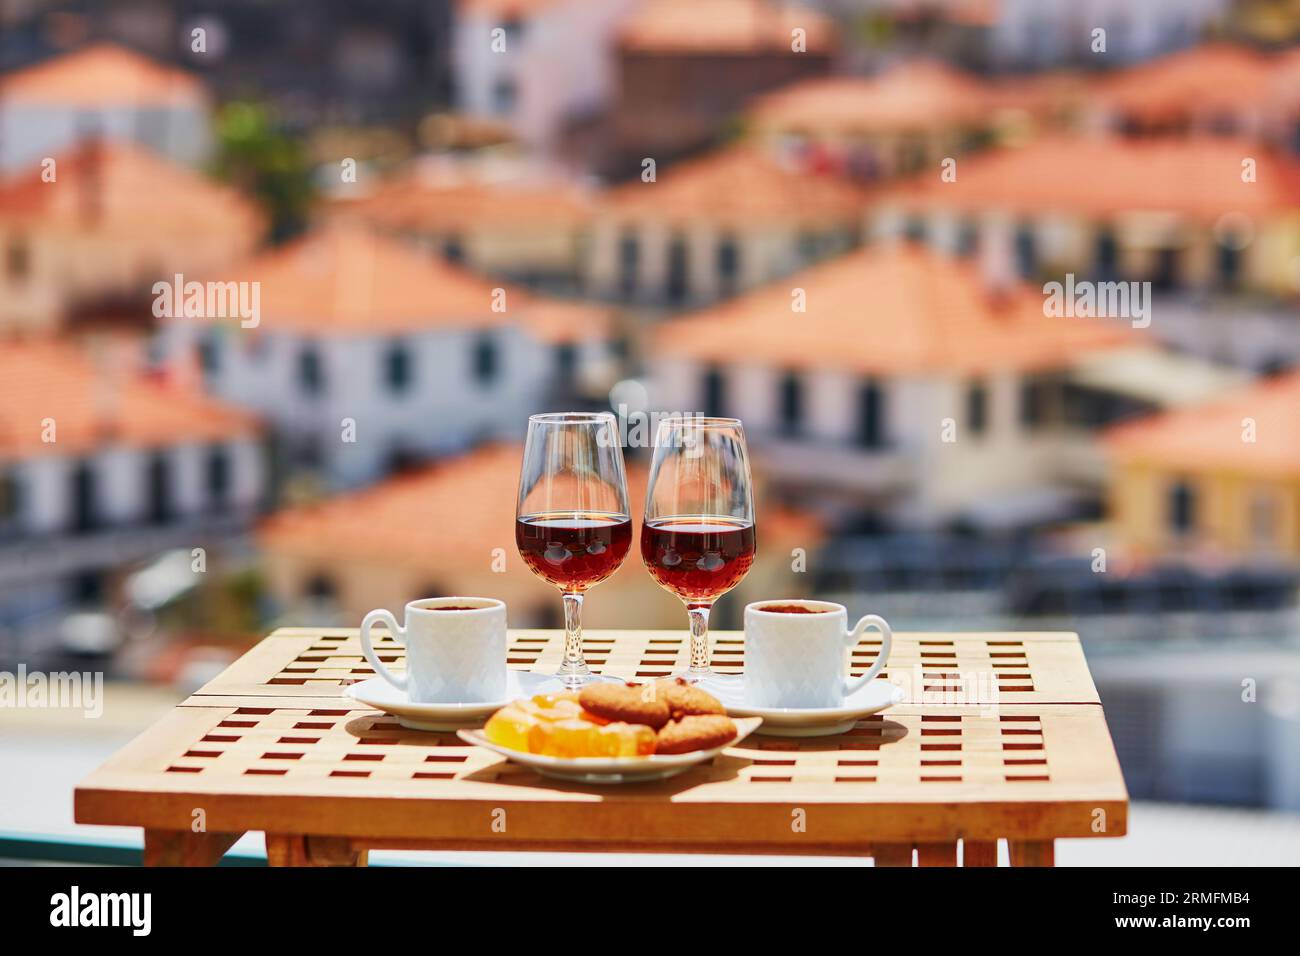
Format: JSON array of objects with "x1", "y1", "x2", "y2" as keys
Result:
[
  {"x1": 844, "y1": 614, "x2": 892, "y2": 697},
  {"x1": 360, "y1": 608, "x2": 407, "y2": 692}
]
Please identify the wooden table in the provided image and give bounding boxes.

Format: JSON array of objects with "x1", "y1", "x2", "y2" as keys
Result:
[{"x1": 75, "y1": 628, "x2": 1128, "y2": 866}]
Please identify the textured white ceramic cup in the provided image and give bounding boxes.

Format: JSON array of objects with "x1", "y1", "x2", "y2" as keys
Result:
[
  {"x1": 742, "y1": 600, "x2": 892, "y2": 708},
  {"x1": 360, "y1": 597, "x2": 507, "y2": 704}
]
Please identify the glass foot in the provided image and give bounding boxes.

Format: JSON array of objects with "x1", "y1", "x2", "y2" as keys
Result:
[{"x1": 554, "y1": 661, "x2": 619, "y2": 688}]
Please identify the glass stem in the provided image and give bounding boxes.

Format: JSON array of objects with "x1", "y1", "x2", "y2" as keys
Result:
[
  {"x1": 686, "y1": 603, "x2": 712, "y2": 678},
  {"x1": 558, "y1": 591, "x2": 589, "y2": 685}
]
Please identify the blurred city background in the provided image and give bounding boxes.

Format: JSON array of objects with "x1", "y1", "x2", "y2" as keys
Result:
[{"x1": 2, "y1": 0, "x2": 1299, "y2": 864}]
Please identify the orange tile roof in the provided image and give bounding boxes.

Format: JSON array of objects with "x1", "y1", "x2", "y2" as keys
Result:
[
  {"x1": 259, "y1": 443, "x2": 819, "y2": 578},
  {"x1": 747, "y1": 61, "x2": 996, "y2": 134},
  {"x1": 455, "y1": 0, "x2": 570, "y2": 17},
  {"x1": 229, "y1": 222, "x2": 611, "y2": 340},
  {"x1": 1091, "y1": 43, "x2": 1276, "y2": 123},
  {"x1": 652, "y1": 243, "x2": 1132, "y2": 375},
  {"x1": 882, "y1": 135, "x2": 1300, "y2": 221},
  {"x1": 619, "y1": 0, "x2": 833, "y2": 54},
  {"x1": 602, "y1": 145, "x2": 868, "y2": 226},
  {"x1": 0, "y1": 42, "x2": 207, "y2": 107},
  {"x1": 0, "y1": 138, "x2": 263, "y2": 239},
  {"x1": 0, "y1": 337, "x2": 259, "y2": 458},
  {"x1": 334, "y1": 163, "x2": 593, "y2": 233},
  {"x1": 1104, "y1": 371, "x2": 1300, "y2": 479}
]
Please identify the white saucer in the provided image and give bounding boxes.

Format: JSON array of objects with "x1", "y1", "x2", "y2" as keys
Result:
[
  {"x1": 345, "y1": 671, "x2": 563, "y2": 731},
  {"x1": 694, "y1": 677, "x2": 905, "y2": 737},
  {"x1": 458, "y1": 716, "x2": 763, "y2": 784}
]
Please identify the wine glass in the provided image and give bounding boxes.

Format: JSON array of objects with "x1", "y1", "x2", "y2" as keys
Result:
[
  {"x1": 517, "y1": 412, "x2": 631, "y2": 687},
  {"x1": 641, "y1": 416, "x2": 755, "y2": 683}
]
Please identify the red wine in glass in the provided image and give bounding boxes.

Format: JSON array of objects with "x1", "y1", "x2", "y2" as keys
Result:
[
  {"x1": 516, "y1": 512, "x2": 633, "y2": 592},
  {"x1": 640, "y1": 516, "x2": 755, "y2": 604}
]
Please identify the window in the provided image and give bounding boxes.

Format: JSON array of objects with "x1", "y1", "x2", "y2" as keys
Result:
[
  {"x1": 956, "y1": 219, "x2": 979, "y2": 257},
  {"x1": 966, "y1": 380, "x2": 988, "y2": 436},
  {"x1": 472, "y1": 332, "x2": 499, "y2": 385},
  {"x1": 383, "y1": 341, "x2": 413, "y2": 395},
  {"x1": 1094, "y1": 229, "x2": 1118, "y2": 279},
  {"x1": 70, "y1": 460, "x2": 98, "y2": 533},
  {"x1": 1249, "y1": 491, "x2": 1277, "y2": 550},
  {"x1": 702, "y1": 366, "x2": 726, "y2": 418},
  {"x1": 6, "y1": 236, "x2": 30, "y2": 281},
  {"x1": 1153, "y1": 247, "x2": 1180, "y2": 292},
  {"x1": 198, "y1": 331, "x2": 221, "y2": 377},
  {"x1": 502, "y1": 16, "x2": 525, "y2": 43},
  {"x1": 618, "y1": 231, "x2": 639, "y2": 297},
  {"x1": 146, "y1": 452, "x2": 173, "y2": 525},
  {"x1": 304, "y1": 573, "x2": 337, "y2": 601},
  {"x1": 554, "y1": 342, "x2": 577, "y2": 382},
  {"x1": 1014, "y1": 224, "x2": 1037, "y2": 278},
  {"x1": 298, "y1": 345, "x2": 324, "y2": 397},
  {"x1": 666, "y1": 234, "x2": 688, "y2": 305},
  {"x1": 206, "y1": 446, "x2": 230, "y2": 510},
  {"x1": 778, "y1": 371, "x2": 803, "y2": 437},
  {"x1": 1168, "y1": 481, "x2": 1196, "y2": 535},
  {"x1": 1216, "y1": 240, "x2": 1242, "y2": 291},
  {"x1": 857, "y1": 380, "x2": 886, "y2": 449},
  {"x1": 716, "y1": 235, "x2": 740, "y2": 298},
  {"x1": 904, "y1": 216, "x2": 927, "y2": 242},
  {"x1": 443, "y1": 234, "x2": 464, "y2": 264},
  {"x1": 492, "y1": 76, "x2": 517, "y2": 115},
  {"x1": 1020, "y1": 377, "x2": 1047, "y2": 429},
  {"x1": 0, "y1": 469, "x2": 20, "y2": 529}
]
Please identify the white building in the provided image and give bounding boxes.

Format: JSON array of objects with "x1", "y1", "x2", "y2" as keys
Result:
[
  {"x1": 0, "y1": 42, "x2": 212, "y2": 173},
  {"x1": 0, "y1": 337, "x2": 264, "y2": 653},
  {"x1": 451, "y1": 0, "x2": 643, "y2": 155},
  {"x1": 983, "y1": 0, "x2": 1231, "y2": 68},
  {"x1": 0, "y1": 137, "x2": 262, "y2": 334},
  {"x1": 648, "y1": 243, "x2": 1208, "y2": 529},
  {"x1": 157, "y1": 223, "x2": 617, "y2": 489}
]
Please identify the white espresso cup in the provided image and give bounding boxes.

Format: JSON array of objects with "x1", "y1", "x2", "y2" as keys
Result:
[
  {"x1": 360, "y1": 597, "x2": 507, "y2": 704},
  {"x1": 743, "y1": 600, "x2": 892, "y2": 709}
]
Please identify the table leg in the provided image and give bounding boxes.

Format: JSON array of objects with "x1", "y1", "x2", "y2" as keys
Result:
[
  {"x1": 873, "y1": 843, "x2": 914, "y2": 867},
  {"x1": 265, "y1": 834, "x2": 369, "y2": 867},
  {"x1": 1009, "y1": 840, "x2": 1055, "y2": 867},
  {"x1": 962, "y1": 840, "x2": 998, "y2": 867},
  {"x1": 916, "y1": 842, "x2": 957, "y2": 866},
  {"x1": 143, "y1": 828, "x2": 242, "y2": 866}
]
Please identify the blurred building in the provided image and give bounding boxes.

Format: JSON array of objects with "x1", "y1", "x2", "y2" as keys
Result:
[
  {"x1": 981, "y1": 0, "x2": 1232, "y2": 69},
  {"x1": 0, "y1": 137, "x2": 263, "y2": 334},
  {"x1": 868, "y1": 135, "x2": 1300, "y2": 370},
  {"x1": 1085, "y1": 43, "x2": 1279, "y2": 140},
  {"x1": 0, "y1": 41, "x2": 211, "y2": 172},
  {"x1": 1105, "y1": 370, "x2": 1300, "y2": 559},
  {"x1": 258, "y1": 442, "x2": 820, "y2": 629},
  {"x1": 607, "y1": 0, "x2": 834, "y2": 173},
  {"x1": 331, "y1": 154, "x2": 594, "y2": 292},
  {"x1": 451, "y1": 0, "x2": 643, "y2": 156},
  {"x1": 0, "y1": 2, "x2": 455, "y2": 129},
  {"x1": 586, "y1": 145, "x2": 865, "y2": 307},
  {"x1": 743, "y1": 60, "x2": 1077, "y2": 180},
  {"x1": 0, "y1": 337, "x2": 264, "y2": 660},
  {"x1": 645, "y1": 243, "x2": 1203, "y2": 528},
  {"x1": 157, "y1": 222, "x2": 617, "y2": 489}
]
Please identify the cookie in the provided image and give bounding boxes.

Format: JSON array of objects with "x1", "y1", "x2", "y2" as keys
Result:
[
  {"x1": 654, "y1": 714, "x2": 738, "y2": 755},
  {"x1": 578, "y1": 682, "x2": 671, "y2": 730},
  {"x1": 654, "y1": 678, "x2": 726, "y2": 720}
]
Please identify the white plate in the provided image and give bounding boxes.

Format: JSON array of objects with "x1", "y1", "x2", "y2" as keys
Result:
[
  {"x1": 695, "y1": 677, "x2": 905, "y2": 737},
  {"x1": 345, "y1": 671, "x2": 564, "y2": 731},
  {"x1": 458, "y1": 716, "x2": 763, "y2": 784}
]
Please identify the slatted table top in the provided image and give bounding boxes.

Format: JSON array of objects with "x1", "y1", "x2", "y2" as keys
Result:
[{"x1": 75, "y1": 629, "x2": 1127, "y2": 857}]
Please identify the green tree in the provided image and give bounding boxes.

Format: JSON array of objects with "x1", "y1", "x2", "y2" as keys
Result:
[{"x1": 212, "y1": 101, "x2": 314, "y2": 242}]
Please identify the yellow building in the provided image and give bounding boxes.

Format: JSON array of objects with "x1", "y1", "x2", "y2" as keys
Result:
[{"x1": 1104, "y1": 371, "x2": 1300, "y2": 559}]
